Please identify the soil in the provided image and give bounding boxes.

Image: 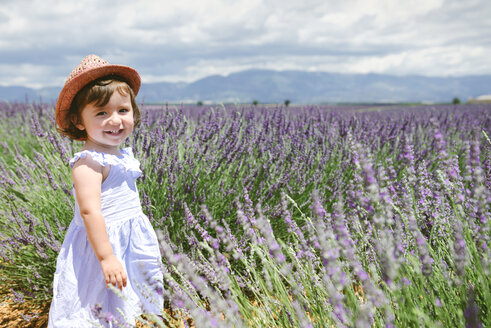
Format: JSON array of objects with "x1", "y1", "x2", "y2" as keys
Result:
[
  {"x1": 0, "y1": 297, "x2": 49, "y2": 328},
  {"x1": 0, "y1": 296, "x2": 192, "y2": 328}
]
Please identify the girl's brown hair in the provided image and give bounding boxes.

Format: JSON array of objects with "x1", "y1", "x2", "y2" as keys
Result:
[{"x1": 57, "y1": 76, "x2": 140, "y2": 140}]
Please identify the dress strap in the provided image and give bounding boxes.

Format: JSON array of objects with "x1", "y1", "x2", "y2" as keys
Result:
[
  {"x1": 69, "y1": 150, "x2": 107, "y2": 168},
  {"x1": 69, "y1": 147, "x2": 142, "y2": 175}
]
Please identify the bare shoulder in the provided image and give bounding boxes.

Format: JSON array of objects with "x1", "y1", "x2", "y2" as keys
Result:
[{"x1": 72, "y1": 154, "x2": 104, "y2": 187}]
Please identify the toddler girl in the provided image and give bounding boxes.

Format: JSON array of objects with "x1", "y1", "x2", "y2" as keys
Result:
[{"x1": 48, "y1": 55, "x2": 163, "y2": 327}]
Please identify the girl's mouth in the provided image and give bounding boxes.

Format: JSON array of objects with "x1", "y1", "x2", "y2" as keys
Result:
[{"x1": 105, "y1": 129, "x2": 123, "y2": 135}]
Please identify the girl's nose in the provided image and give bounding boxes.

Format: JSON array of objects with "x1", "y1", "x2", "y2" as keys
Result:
[{"x1": 108, "y1": 113, "x2": 122, "y2": 125}]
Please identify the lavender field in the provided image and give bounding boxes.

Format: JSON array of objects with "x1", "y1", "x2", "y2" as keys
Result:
[{"x1": 0, "y1": 102, "x2": 490, "y2": 327}]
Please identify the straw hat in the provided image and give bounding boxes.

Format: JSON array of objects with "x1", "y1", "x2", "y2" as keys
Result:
[{"x1": 55, "y1": 54, "x2": 141, "y2": 130}]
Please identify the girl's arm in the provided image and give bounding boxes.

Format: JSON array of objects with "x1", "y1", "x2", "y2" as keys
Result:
[{"x1": 72, "y1": 156, "x2": 127, "y2": 291}]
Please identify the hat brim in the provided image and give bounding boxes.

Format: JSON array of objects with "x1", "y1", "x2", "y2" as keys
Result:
[{"x1": 55, "y1": 64, "x2": 141, "y2": 130}]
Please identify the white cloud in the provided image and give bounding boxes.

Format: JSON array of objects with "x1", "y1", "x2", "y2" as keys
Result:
[
  {"x1": 0, "y1": 63, "x2": 62, "y2": 88},
  {"x1": 0, "y1": 0, "x2": 490, "y2": 87}
]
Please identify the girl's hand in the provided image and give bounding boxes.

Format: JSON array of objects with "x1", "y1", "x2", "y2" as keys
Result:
[{"x1": 100, "y1": 254, "x2": 127, "y2": 291}]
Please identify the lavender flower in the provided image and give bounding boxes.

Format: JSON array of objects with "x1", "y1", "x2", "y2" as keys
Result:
[{"x1": 452, "y1": 218, "x2": 467, "y2": 280}]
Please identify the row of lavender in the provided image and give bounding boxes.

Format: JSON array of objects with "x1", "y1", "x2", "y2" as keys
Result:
[{"x1": 0, "y1": 102, "x2": 490, "y2": 326}]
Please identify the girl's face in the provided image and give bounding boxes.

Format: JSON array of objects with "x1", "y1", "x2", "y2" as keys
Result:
[{"x1": 76, "y1": 91, "x2": 134, "y2": 151}]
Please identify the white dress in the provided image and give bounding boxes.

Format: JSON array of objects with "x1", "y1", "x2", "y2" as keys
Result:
[{"x1": 48, "y1": 147, "x2": 163, "y2": 327}]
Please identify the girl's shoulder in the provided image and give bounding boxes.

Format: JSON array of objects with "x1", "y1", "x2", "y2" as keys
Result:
[
  {"x1": 69, "y1": 147, "x2": 141, "y2": 173},
  {"x1": 69, "y1": 149, "x2": 106, "y2": 168}
]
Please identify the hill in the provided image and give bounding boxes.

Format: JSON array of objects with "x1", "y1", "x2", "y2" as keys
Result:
[{"x1": 1, "y1": 70, "x2": 490, "y2": 104}]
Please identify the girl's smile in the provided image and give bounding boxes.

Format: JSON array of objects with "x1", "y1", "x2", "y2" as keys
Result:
[{"x1": 76, "y1": 91, "x2": 134, "y2": 152}]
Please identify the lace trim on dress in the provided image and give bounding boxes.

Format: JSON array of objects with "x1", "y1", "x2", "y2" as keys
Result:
[{"x1": 69, "y1": 147, "x2": 142, "y2": 174}]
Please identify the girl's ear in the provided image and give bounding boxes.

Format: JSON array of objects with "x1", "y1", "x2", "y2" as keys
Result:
[{"x1": 71, "y1": 115, "x2": 85, "y2": 131}]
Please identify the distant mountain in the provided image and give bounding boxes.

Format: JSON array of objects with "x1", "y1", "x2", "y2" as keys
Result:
[
  {"x1": 0, "y1": 86, "x2": 60, "y2": 104},
  {"x1": 1, "y1": 70, "x2": 491, "y2": 104}
]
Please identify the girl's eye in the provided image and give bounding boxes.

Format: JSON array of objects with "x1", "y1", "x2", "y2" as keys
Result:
[
  {"x1": 119, "y1": 108, "x2": 129, "y2": 113},
  {"x1": 96, "y1": 112, "x2": 106, "y2": 116}
]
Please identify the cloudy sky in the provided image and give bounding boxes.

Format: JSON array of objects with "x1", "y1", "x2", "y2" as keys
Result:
[{"x1": 1, "y1": 0, "x2": 490, "y2": 89}]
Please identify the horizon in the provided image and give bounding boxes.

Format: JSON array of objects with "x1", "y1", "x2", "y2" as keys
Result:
[{"x1": 1, "y1": 70, "x2": 490, "y2": 104}]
